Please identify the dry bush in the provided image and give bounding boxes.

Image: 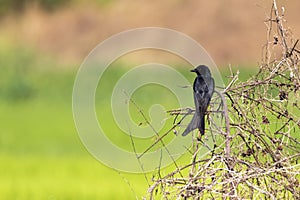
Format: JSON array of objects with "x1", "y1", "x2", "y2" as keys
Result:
[{"x1": 145, "y1": 0, "x2": 300, "y2": 199}]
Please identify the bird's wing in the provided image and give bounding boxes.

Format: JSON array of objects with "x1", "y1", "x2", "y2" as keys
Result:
[
  {"x1": 193, "y1": 77, "x2": 210, "y2": 113},
  {"x1": 207, "y1": 77, "x2": 215, "y2": 99}
]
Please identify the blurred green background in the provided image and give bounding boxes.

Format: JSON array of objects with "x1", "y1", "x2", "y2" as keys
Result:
[{"x1": 0, "y1": 0, "x2": 298, "y2": 199}]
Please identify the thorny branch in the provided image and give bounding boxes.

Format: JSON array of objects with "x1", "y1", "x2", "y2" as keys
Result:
[{"x1": 145, "y1": 1, "x2": 300, "y2": 199}]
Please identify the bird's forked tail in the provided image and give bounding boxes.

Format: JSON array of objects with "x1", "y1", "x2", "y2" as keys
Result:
[{"x1": 182, "y1": 113, "x2": 205, "y2": 136}]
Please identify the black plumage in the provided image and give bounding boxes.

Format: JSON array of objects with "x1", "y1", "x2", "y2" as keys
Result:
[{"x1": 182, "y1": 65, "x2": 215, "y2": 136}]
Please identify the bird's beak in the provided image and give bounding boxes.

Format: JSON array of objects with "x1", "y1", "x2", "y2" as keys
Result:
[{"x1": 190, "y1": 69, "x2": 196, "y2": 72}]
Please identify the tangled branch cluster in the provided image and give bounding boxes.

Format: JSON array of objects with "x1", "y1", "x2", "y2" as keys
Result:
[{"x1": 147, "y1": 1, "x2": 300, "y2": 199}]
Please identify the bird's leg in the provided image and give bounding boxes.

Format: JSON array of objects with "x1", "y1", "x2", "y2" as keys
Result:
[{"x1": 196, "y1": 130, "x2": 203, "y2": 142}]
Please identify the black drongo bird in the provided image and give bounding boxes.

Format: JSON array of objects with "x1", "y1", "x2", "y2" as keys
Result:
[{"x1": 182, "y1": 65, "x2": 215, "y2": 136}]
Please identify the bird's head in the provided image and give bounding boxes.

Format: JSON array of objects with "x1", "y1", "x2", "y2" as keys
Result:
[{"x1": 190, "y1": 65, "x2": 212, "y2": 77}]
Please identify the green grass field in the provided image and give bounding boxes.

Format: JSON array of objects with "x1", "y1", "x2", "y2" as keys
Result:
[
  {"x1": 0, "y1": 43, "x2": 151, "y2": 199},
  {"x1": 0, "y1": 80, "x2": 149, "y2": 199},
  {"x1": 0, "y1": 42, "x2": 259, "y2": 199}
]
